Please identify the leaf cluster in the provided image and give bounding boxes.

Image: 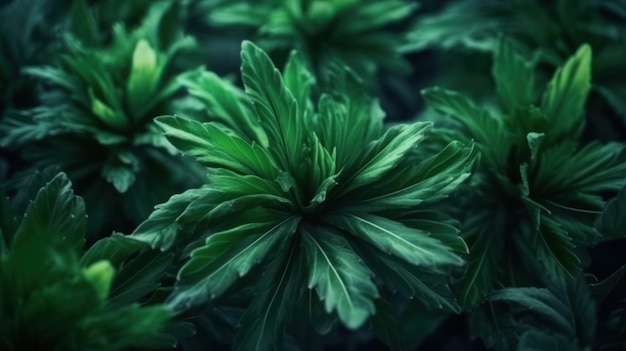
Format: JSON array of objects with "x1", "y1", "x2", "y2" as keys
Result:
[
  {"x1": 207, "y1": 0, "x2": 418, "y2": 80},
  {"x1": 409, "y1": 0, "x2": 626, "y2": 130},
  {"x1": 132, "y1": 40, "x2": 476, "y2": 349},
  {"x1": 423, "y1": 39, "x2": 626, "y2": 307},
  {"x1": 0, "y1": 172, "x2": 173, "y2": 351},
  {"x1": 0, "y1": 1, "x2": 204, "y2": 235}
]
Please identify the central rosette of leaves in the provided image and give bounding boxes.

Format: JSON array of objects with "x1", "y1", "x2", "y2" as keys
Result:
[{"x1": 135, "y1": 41, "x2": 475, "y2": 348}]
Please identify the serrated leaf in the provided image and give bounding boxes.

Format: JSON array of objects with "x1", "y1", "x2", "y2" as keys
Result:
[
  {"x1": 168, "y1": 216, "x2": 300, "y2": 311},
  {"x1": 107, "y1": 250, "x2": 173, "y2": 308},
  {"x1": 331, "y1": 213, "x2": 463, "y2": 268},
  {"x1": 458, "y1": 208, "x2": 507, "y2": 308},
  {"x1": 132, "y1": 187, "x2": 214, "y2": 250},
  {"x1": 234, "y1": 240, "x2": 304, "y2": 351},
  {"x1": 155, "y1": 115, "x2": 279, "y2": 179},
  {"x1": 481, "y1": 277, "x2": 597, "y2": 350},
  {"x1": 355, "y1": 241, "x2": 460, "y2": 312},
  {"x1": 356, "y1": 140, "x2": 475, "y2": 210},
  {"x1": 14, "y1": 172, "x2": 85, "y2": 254},
  {"x1": 493, "y1": 37, "x2": 535, "y2": 112},
  {"x1": 369, "y1": 299, "x2": 406, "y2": 351},
  {"x1": 179, "y1": 68, "x2": 266, "y2": 145},
  {"x1": 422, "y1": 87, "x2": 508, "y2": 166},
  {"x1": 240, "y1": 40, "x2": 301, "y2": 171},
  {"x1": 596, "y1": 185, "x2": 626, "y2": 240},
  {"x1": 334, "y1": 1, "x2": 417, "y2": 34},
  {"x1": 80, "y1": 234, "x2": 146, "y2": 267},
  {"x1": 540, "y1": 44, "x2": 592, "y2": 140},
  {"x1": 282, "y1": 50, "x2": 314, "y2": 116},
  {"x1": 532, "y1": 214, "x2": 580, "y2": 282},
  {"x1": 343, "y1": 122, "x2": 432, "y2": 192},
  {"x1": 302, "y1": 225, "x2": 378, "y2": 329}
]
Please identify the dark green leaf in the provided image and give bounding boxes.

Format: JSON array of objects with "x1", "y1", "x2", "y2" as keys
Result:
[
  {"x1": 240, "y1": 40, "x2": 300, "y2": 171},
  {"x1": 596, "y1": 185, "x2": 626, "y2": 240},
  {"x1": 331, "y1": 213, "x2": 463, "y2": 268},
  {"x1": 302, "y1": 225, "x2": 378, "y2": 329},
  {"x1": 540, "y1": 44, "x2": 592, "y2": 140},
  {"x1": 234, "y1": 240, "x2": 305, "y2": 351},
  {"x1": 493, "y1": 37, "x2": 535, "y2": 112},
  {"x1": 169, "y1": 216, "x2": 300, "y2": 311}
]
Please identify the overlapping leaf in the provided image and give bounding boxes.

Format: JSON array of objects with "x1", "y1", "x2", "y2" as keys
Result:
[
  {"x1": 423, "y1": 39, "x2": 626, "y2": 307},
  {"x1": 0, "y1": 172, "x2": 170, "y2": 350},
  {"x1": 136, "y1": 41, "x2": 475, "y2": 347}
]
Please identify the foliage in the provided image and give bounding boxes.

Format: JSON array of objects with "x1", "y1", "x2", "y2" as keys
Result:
[
  {"x1": 132, "y1": 41, "x2": 475, "y2": 349},
  {"x1": 472, "y1": 268, "x2": 626, "y2": 351},
  {"x1": 423, "y1": 39, "x2": 626, "y2": 307},
  {"x1": 0, "y1": 0, "x2": 70, "y2": 110},
  {"x1": 207, "y1": 0, "x2": 417, "y2": 81},
  {"x1": 408, "y1": 0, "x2": 626, "y2": 137},
  {"x1": 1, "y1": 1, "x2": 626, "y2": 350},
  {"x1": 0, "y1": 172, "x2": 171, "y2": 351},
  {"x1": 0, "y1": 1, "x2": 204, "y2": 236}
]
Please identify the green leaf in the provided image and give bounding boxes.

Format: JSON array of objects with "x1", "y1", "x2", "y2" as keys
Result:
[
  {"x1": 282, "y1": 50, "x2": 314, "y2": 117},
  {"x1": 107, "y1": 250, "x2": 173, "y2": 308},
  {"x1": 493, "y1": 37, "x2": 535, "y2": 112},
  {"x1": 356, "y1": 140, "x2": 475, "y2": 210},
  {"x1": 240, "y1": 40, "x2": 301, "y2": 171},
  {"x1": 531, "y1": 214, "x2": 581, "y2": 282},
  {"x1": 331, "y1": 213, "x2": 463, "y2": 268},
  {"x1": 302, "y1": 225, "x2": 378, "y2": 329},
  {"x1": 422, "y1": 87, "x2": 508, "y2": 166},
  {"x1": 80, "y1": 234, "x2": 145, "y2": 267},
  {"x1": 334, "y1": 1, "x2": 417, "y2": 34},
  {"x1": 179, "y1": 68, "x2": 266, "y2": 145},
  {"x1": 102, "y1": 161, "x2": 137, "y2": 193},
  {"x1": 400, "y1": 303, "x2": 450, "y2": 351},
  {"x1": 355, "y1": 241, "x2": 460, "y2": 312},
  {"x1": 14, "y1": 172, "x2": 86, "y2": 254},
  {"x1": 234, "y1": 240, "x2": 305, "y2": 351},
  {"x1": 343, "y1": 122, "x2": 432, "y2": 192},
  {"x1": 458, "y1": 209, "x2": 507, "y2": 307},
  {"x1": 155, "y1": 115, "x2": 279, "y2": 179},
  {"x1": 596, "y1": 185, "x2": 626, "y2": 240},
  {"x1": 168, "y1": 216, "x2": 300, "y2": 311},
  {"x1": 480, "y1": 277, "x2": 597, "y2": 350},
  {"x1": 532, "y1": 142, "x2": 626, "y2": 196},
  {"x1": 540, "y1": 44, "x2": 592, "y2": 140},
  {"x1": 132, "y1": 187, "x2": 214, "y2": 250},
  {"x1": 84, "y1": 304, "x2": 170, "y2": 351},
  {"x1": 316, "y1": 81, "x2": 384, "y2": 168},
  {"x1": 369, "y1": 299, "x2": 406, "y2": 351}
]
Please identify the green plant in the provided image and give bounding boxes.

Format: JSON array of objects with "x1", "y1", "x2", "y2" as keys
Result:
[
  {"x1": 0, "y1": 5, "x2": 204, "y2": 235},
  {"x1": 408, "y1": 0, "x2": 626, "y2": 138},
  {"x1": 0, "y1": 172, "x2": 171, "y2": 351},
  {"x1": 0, "y1": 0, "x2": 70, "y2": 110},
  {"x1": 422, "y1": 39, "x2": 626, "y2": 307},
  {"x1": 208, "y1": 0, "x2": 417, "y2": 81},
  {"x1": 132, "y1": 41, "x2": 475, "y2": 349},
  {"x1": 2, "y1": 1, "x2": 626, "y2": 349}
]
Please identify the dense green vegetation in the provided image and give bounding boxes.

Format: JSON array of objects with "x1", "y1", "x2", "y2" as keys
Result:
[{"x1": 1, "y1": 0, "x2": 625, "y2": 350}]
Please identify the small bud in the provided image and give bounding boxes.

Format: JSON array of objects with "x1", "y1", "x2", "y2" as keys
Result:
[{"x1": 83, "y1": 260, "x2": 115, "y2": 300}]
